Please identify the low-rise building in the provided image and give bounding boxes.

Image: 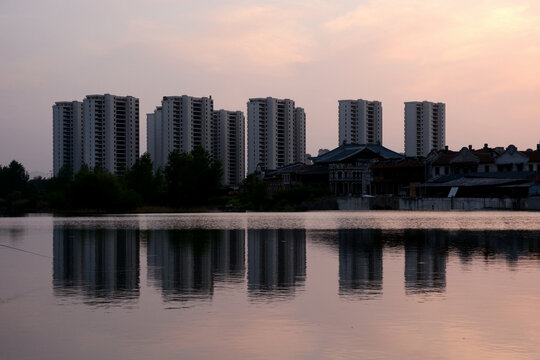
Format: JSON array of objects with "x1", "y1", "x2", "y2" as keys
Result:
[{"x1": 311, "y1": 144, "x2": 403, "y2": 196}]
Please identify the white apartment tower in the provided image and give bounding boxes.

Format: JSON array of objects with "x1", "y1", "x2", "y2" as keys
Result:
[
  {"x1": 147, "y1": 95, "x2": 246, "y2": 186},
  {"x1": 82, "y1": 94, "x2": 139, "y2": 174},
  {"x1": 247, "y1": 97, "x2": 306, "y2": 174},
  {"x1": 212, "y1": 110, "x2": 245, "y2": 187},
  {"x1": 146, "y1": 106, "x2": 163, "y2": 172},
  {"x1": 147, "y1": 95, "x2": 213, "y2": 170},
  {"x1": 404, "y1": 101, "x2": 446, "y2": 157},
  {"x1": 52, "y1": 101, "x2": 83, "y2": 176},
  {"x1": 338, "y1": 99, "x2": 382, "y2": 145}
]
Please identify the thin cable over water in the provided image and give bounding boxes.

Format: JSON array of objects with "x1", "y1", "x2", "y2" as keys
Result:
[{"x1": 0, "y1": 243, "x2": 51, "y2": 258}]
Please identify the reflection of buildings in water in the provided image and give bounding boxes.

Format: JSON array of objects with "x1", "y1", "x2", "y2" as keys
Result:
[
  {"x1": 247, "y1": 229, "x2": 306, "y2": 297},
  {"x1": 450, "y1": 231, "x2": 540, "y2": 265},
  {"x1": 404, "y1": 230, "x2": 448, "y2": 295},
  {"x1": 53, "y1": 228, "x2": 140, "y2": 302},
  {"x1": 147, "y1": 229, "x2": 245, "y2": 301},
  {"x1": 338, "y1": 229, "x2": 383, "y2": 299}
]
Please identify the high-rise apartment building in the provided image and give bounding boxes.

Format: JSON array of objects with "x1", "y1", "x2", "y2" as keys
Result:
[
  {"x1": 147, "y1": 95, "x2": 245, "y2": 186},
  {"x1": 82, "y1": 94, "x2": 139, "y2": 174},
  {"x1": 146, "y1": 106, "x2": 163, "y2": 172},
  {"x1": 338, "y1": 99, "x2": 382, "y2": 146},
  {"x1": 404, "y1": 101, "x2": 445, "y2": 157},
  {"x1": 247, "y1": 97, "x2": 306, "y2": 173},
  {"x1": 147, "y1": 95, "x2": 213, "y2": 170},
  {"x1": 53, "y1": 94, "x2": 139, "y2": 176},
  {"x1": 212, "y1": 110, "x2": 245, "y2": 187},
  {"x1": 52, "y1": 101, "x2": 83, "y2": 176}
]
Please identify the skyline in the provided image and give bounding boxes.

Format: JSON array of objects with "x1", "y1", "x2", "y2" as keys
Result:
[{"x1": 2, "y1": 0, "x2": 540, "y2": 173}]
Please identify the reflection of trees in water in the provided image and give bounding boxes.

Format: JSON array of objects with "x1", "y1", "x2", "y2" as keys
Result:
[
  {"x1": 146, "y1": 229, "x2": 245, "y2": 302},
  {"x1": 247, "y1": 229, "x2": 306, "y2": 300},
  {"x1": 53, "y1": 228, "x2": 140, "y2": 305},
  {"x1": 338, "y1": 229, "x2": 383, "y2": 299}
]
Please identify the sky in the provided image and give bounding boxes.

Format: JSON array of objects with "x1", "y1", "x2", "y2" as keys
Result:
[{"x1": 1, "y1": 0, "x2": 540, "y2": 174}]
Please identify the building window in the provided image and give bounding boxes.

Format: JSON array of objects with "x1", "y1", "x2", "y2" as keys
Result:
[
  {"x1": 435, "y1": 167, "x2": 440, "y2": 175},
  {"x1": 485, "y1": 165, "x2": 489, "y2": 172}
]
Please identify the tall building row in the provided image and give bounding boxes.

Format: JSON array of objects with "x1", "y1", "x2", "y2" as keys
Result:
[
  {"x1": 53, "y1": 94, "x2": 139, "y2": 176},
  {"x1": 247, "y1": 97, "x2": 306, "y2": 174},
  {"x1": 147, "y1": 95, "x2": 245, "y2": 187},
  {"x1": 337, "y1": 99, "x2": 446, "y2": 157}
]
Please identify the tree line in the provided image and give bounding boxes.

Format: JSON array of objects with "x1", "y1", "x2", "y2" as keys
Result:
[{"x1": 0, "y1": 147, "x2": 330, "y2": 214}]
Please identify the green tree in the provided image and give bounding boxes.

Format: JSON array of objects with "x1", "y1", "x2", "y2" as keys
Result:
[
  {"x1": 123, "y1": 153, "x2": 161, "y2": 205},
  {"x1": 70, "y1": 166, "x2": 139, "y2": 210},
  {"x1": 0, "y1": 160, "x2": 29, "y2": 197},
  {"x1": 165, "y1": 147, "x2": 223, "y2": 207},
  {"x1": 238, "y1": 174, "x2": 269, "y2": 210}
]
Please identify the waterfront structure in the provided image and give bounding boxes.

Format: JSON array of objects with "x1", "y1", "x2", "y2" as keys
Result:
[
  {"x1": 247, "y1": 97, "x2": 306, "y2": 174},
  {"x1": 404, "y1": 101, "x2": 445, "y2": 157},
  {"x1": 422, "y1": 144, "x2": 540, "y2": 198},
  {"x1": 338, "y1": 99, "x2": 382, "y2": 146},
  {"x1": 147, "y1": 95, "x2": 245, "y2": 186},
  {"x1": 52, "y1": 101, "x2": 83, "y2": 176},
  {"x1": 212, "y1": 110, "x2": 245, "y2": 186},
  {"x1": 311, "y1": 143, "x2": 403, "y2": 196},
  {"x1": 82, "y1": 94, "x2": 139, "y2": 174}
]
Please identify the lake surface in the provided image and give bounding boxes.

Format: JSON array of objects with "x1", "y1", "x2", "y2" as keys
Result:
[{"x1": 2, "y1": 211, "x2": 540, "y2": 359}]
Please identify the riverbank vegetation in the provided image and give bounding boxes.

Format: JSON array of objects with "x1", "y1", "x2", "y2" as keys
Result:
[{"x1": 0, "y1": 147, "x2": 330, "y2": 214}]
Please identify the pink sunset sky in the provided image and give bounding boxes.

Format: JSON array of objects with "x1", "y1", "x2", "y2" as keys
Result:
[{"x1": 1, "y1": 0, "x2": 539, "y2": 174}]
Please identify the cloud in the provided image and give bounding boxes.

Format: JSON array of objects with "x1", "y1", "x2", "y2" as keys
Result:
[
  {"x1": 120, "y1": 5, "x2": 315, "y2": 72},
  {"x1": 323, "y1": 1, "x2": 540, "y2": 64}
]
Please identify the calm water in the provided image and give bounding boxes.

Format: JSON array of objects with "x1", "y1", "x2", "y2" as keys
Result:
[{"x1": 2, "y1": 211, "x2": 540, "y2": 359}]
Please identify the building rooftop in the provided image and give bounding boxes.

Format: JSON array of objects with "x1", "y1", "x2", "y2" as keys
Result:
[{"x1": 311, "y1": 143, "x2": 403, "y2": 164}]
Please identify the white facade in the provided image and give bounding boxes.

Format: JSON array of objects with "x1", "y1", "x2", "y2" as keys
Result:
[
  {"x1": 52, "y1": 101, "x2": 83, "y2": 176},
  {"x1": 147, "y1": 96, "x2": 245, "y2": 186},
  {"x1": 147, "y1": 95, "x2": 214, "y2": 170},
  {"x1": 146, "y1": 106, "x2": 163, "y2": 171},
  {"x1": 339, "y1": 99, "x2": 382, "y2": 146},
  {"x1": 82, "y1": 94, "x2": 139, "y2": 174},
  {"x1": 212, "y1": 110, "x2": 245, "y2": 187},
  {"x1": 247, "y1": 97, "x2": 306, "y2": 174},
  {"x1": 404, "y1": 101, "x2": 445, "y2": 157}
]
